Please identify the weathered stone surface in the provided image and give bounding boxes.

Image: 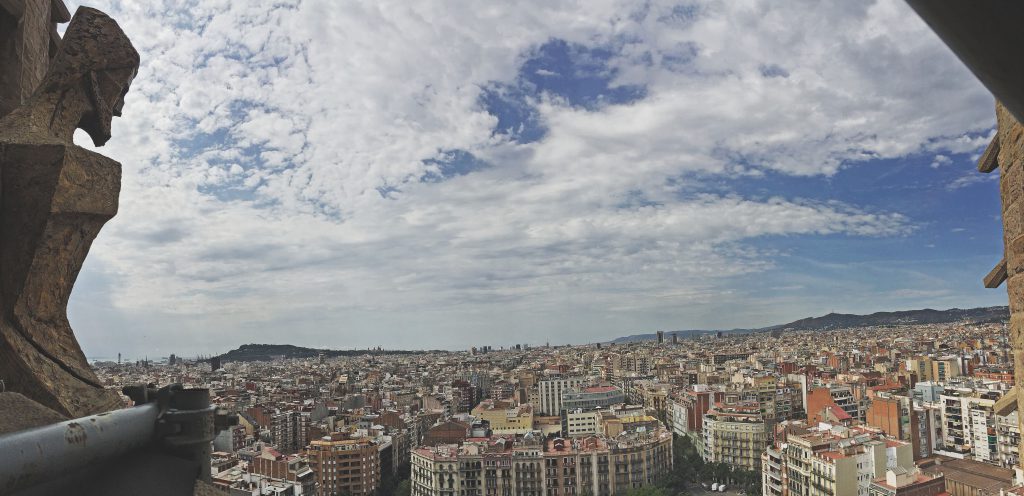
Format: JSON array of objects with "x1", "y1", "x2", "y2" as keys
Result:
[
  {"x1": 1001, "y1": 159, "x2": 1023, "y2": 214},
  {"x1": 996, "y1": 100, "x2": 1024, "y2": 477},
  {"x1": 978, "y1": 136, "x2": 1000, "y2": 173},
  {"x1": 1007, "y1": 237, "x2": 1024, "y2": 278},
  {"x1": 1004, "y1": 201, "x2": 1024, "y2": 249},
  {"x1": 0, "y1": 0, "x2": 69, "y2": 118},
  {"x1": 0, "y1": 6, "x2": 138, "y2": 417},
  {"x1": 984, "y1": 257, "x2": 1007, "y2": 288},
  {"x1": 0, "y1": 391, "x2": 66, "y2": 435}
]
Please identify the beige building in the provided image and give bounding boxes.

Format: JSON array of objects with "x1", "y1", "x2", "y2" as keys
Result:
[
  {"x1": 410, "y1": 429, "x2": 672, "y2": 496},
  {"x1": 702, "y1": 401, "x2": 769, "y2": 471},
  {"x1": 410, "y1": 439, "x2": 546, "y2": 496},
  {"x1": 905, "y1": 357, "x2": 960, "y2": 383},
  {"x1": 472, "y1": 400, "x2": 534, "y2": 435},
  {"x1": 764, "y1": 423, "x2": 913, "y2": 496},
  {"x1": 565, "y1": 409, "x2": 601, "y2": 437}
]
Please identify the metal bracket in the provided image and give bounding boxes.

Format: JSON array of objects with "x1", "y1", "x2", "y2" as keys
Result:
[{"x1": 120, "y1": 383, "x2": 237, "y2": 481}]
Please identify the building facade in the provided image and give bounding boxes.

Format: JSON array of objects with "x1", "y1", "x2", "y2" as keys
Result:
[
  {"x1": 939, "y1": 388, "x2": 1000, "y2": 461},
  {"x1": 765, "y1": 423, "x2": 914, "y2": 496},
  {"x1": 307, "y1": 435, "x2": 381, "y2": 496},
  {"x1": 561, "y1": 386, "x2": 625, "y2": 411},
  {"x1": 702, "y1": 401, "x2": 769, "y2": 471},
  {"x1": 410, "y1": 430, "x2": 672, "y2": 496},
  {"x1": 538, "y1": 377, "x2": 584, "y2": 416}
]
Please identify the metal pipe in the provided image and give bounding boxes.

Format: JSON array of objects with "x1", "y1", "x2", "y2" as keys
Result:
[
  {"x1": 905, "y1": 1, "x2": 1024, "y2": 124},
  {"x1": 0, "y1": 403, "x2": 160, "y2": 494}
]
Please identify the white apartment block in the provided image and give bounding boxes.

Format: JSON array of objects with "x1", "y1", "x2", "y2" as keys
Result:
[
  {"x1": 939, "y1": 389, "x2": 1000, "y2": 462},
  {"x1": 538, "y1": 376, "x2": 583, "y2": 415}
]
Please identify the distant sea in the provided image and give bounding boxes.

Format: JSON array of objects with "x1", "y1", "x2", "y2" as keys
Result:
[{"x1": 87, "y1": 356, "x2": 139, "y2": 363}]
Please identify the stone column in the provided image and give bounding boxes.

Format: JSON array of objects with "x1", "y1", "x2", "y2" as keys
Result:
[{"x1": 992, "y1": 102, "x2": 1024, "y2": 479}]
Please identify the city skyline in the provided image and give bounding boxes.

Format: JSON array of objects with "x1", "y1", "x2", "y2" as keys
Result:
[
  {"x1": 88, "y1": 319, "x2": 1018, "y2": 496},
  {"x1": 62, "y1": 0, "x2": 1005, "y2": 358},
  {"x1": 84, "y1": 304, "x2": 1010, "y2": 362},
  {"x1": 5, "y1": 2, "x2": 1020, "y2": 495}
]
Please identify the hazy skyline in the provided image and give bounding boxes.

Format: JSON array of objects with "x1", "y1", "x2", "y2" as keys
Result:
[{"x1": 64, "y1": 0, "x2": 1004, "y2": 357}]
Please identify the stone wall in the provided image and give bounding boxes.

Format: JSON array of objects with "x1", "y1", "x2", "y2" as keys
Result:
[{"x1": 995, "y1": 102, "x2": 1024, "y2": 477}]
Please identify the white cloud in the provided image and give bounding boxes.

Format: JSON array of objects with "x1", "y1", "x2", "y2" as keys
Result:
[
  {"x1": 57, "y1": 0, "x2": 998, "y2": 354},
  {"x1": 946, "y1": 173, "x2": 995, "y2": 191},
  {"x1": 930, "y1": 154, "x2": 952, "y2": 168}
]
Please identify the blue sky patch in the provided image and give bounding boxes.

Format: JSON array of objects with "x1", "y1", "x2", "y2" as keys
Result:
[
  {"x1": 480, "y1": 38, "x2": 648, "y2": 144},
  {"x1": 422, "y1": 150, "x2": 490, "y2": 183}
]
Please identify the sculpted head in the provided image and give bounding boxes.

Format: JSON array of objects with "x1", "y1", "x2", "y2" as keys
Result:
[{"x1": 37, "y1": 7, "x2": 140, "y2": 146}]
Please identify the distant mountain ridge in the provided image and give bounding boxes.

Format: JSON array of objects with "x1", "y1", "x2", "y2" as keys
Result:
[
  {"x1": 611, "y1": 306, "x2": 1008, "y2": 343},
  {"x1": 216, "y1": 343, "x2": 432, "y2": 362}
]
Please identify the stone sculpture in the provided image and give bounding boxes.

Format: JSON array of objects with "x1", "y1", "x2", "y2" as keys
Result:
[
  {"x1": 0, "y1": 0, "x2": 70, "y2": 118},
  {"x1": 0, "y1": 6, "x2": 139, "y2": 417}
]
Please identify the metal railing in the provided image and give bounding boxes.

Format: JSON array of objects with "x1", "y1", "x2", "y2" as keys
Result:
[{"x1": 0, "y1": 383, "x2": 236, "y2": 496}]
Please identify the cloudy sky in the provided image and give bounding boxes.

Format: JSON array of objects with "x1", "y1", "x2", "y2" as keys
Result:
[{"x1": 63, "y1": 0, "x2": 1003, "y2": 358}]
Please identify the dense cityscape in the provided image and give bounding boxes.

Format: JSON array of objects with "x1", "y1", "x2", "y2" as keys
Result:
[
  {"x1": 3, "y1": 2, "x2": 1022, "y2": 495},
  {"x1": 90, "y1": 318, "x2": 1021, "y2": 496}
]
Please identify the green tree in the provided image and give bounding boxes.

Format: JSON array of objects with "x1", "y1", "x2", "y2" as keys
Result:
[{"x1": 394, "y1": 480, "x2": 411, "y2": 496}]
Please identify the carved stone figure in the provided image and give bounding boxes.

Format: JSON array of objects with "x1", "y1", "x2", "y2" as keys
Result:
[
  {"x1": 0, "y1": 0, "x2": 71, "y2": 118},
  {"x1": 0, "y1": 6, "x2": 139, "y2": 417}
]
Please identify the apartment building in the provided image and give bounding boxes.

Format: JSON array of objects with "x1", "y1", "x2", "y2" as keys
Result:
[
  {"x1": 611, "y1": 352, "x2": 652, "y2": 376},
  {"x1": 763, "y1": 445, "x2": 785, "y2": 496},
  {"x1": 668, "y1": 388, "x2": 717, "y2": 440},
  {"x1": 565, "y1": 409, "x2": 601, "y2": 437},
  {"x1": 472, "y1": 400, "x2": 534, "y2": 435},
  {"x1": 993, "y1": 390, "x2": 1019, "y2": 469},
  {"x1": 270, "y1": 410, "x2": 307, "y2": 455},
  {"x1": 807, "y1": 386, "x2": 863, "y2": 425},
  {"x1": 712, "y1": 352, "x2": 752, "y2": 365},
  {"x1": 538, "y1": 376, "x2": 584, "y2": 415},
  {"x1": 939, "y1": 387, "x2": 1001, "y2": 462},
  {"x1": 702, "y1": 401, "x2": 769, "y2": 470},
  {"x1": 911, "y1": 384, "x2": 940, "y2": 406},
  {"x1": 561, "y1": 385, "x2": 625, "y2": 411},
  {"x1": 911, "y1": 404, "x2": 942, "y2": 460},
  {"x1": 410, "y1": 430, "x2": 672, "y2": 496},
  {"x1": 865, "y1": 394, "x2": 912, "y2": 442},
  {"x1": 452, "y1": 380, "x2": 478, "y2": 414},
  {"x1": 307, "y1": 434, "x2": 381, "y2": 496},
  {"x1": 765, "y1": 423, "x2": 914, "y2": 496},
  {"x1": 636, "y1": 382, "x2": 671, "y2": 417},
  {"x1": 906, "y1": 357, "x2": 961, "y2": 383},
  {"x1": 752, "y1": 377, "x2": 805, "y2": 422}
]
